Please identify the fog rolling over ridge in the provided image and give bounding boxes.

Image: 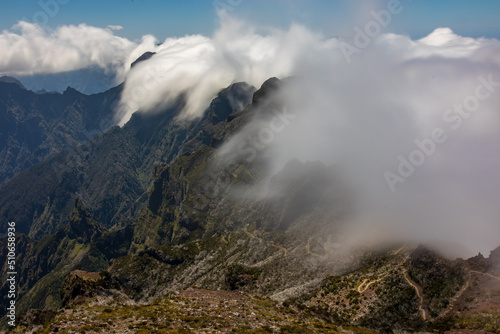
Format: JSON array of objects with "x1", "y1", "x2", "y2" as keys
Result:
[
  {"x1": 116, "y1": 13, "x2": 500, "y2": 257},
  {"x1": 2, "y1": 8, "x2": 499, "y2": 257}
]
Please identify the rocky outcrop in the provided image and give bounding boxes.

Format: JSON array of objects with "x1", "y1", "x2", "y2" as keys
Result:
[
  {"x1": 61, "y1": 270, "x2": 108, "y2": 307},
  {"x1": 467, "y1": 252, "x2": 489, "y2": 272},
  {"x1": 0, "y1": 199, "x2": 110, "y2": 321},
  {"x1": 490, "y1": 246, "x2": 500, "y2": 265},
  {"x1": 251, "y1": 77, "x2": 281, "y2": 105}
]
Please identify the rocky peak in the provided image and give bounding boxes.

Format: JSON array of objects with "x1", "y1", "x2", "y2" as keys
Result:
[
  {"x1": 0, "y1": 76, "x2": 26, "y2": 90},
  {"x1": 251, "y1": 77, "x2": 281, "y2": 106},
  {"x1": 490, "y1": 245, "x2": 500, "y2": 265},
  {"x1": 63, "y1": 85, "x2": 82, "y2": 97},
  {"x1": 130, "y1": 51, "x2": 156, "y2": 68},
  {"x1": 467, "y1": 252, "x2": 489, "y2": 272},
  {"x1": 60, "y1": 270, "x2": 108, "y2": 307},
  {"x1": 66, "y1": 198, "x2": 106, "y2": 243},
  {"x1": 204, "y1": 82, "x2": 255, "y2": 125}
]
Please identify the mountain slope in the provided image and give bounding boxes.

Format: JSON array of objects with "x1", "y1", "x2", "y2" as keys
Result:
[
  {"x1": 0, "y1": 79, "x2": 119, "y2": 185},
  {"x1": 88, "y1": 77, "x2": 359, "y2": 305},
  {"x1": 0, "y1": 81, "x2": 258, "y2": 322},
  {"x1": 0, "y1": 199, "x2": 110, "y2": 325},
  {"x1": 0, "y1": 77, "x2": 356, "y2": 325},
  {"x1": 14, "y1": 287, "x2": 378, "y2": 334},
  {"x1": 0, "y1": 82, "x2": 255, "y2": 238},
  {"x1": 303, "y1": 246, "x2": 500, "y2": 333}
]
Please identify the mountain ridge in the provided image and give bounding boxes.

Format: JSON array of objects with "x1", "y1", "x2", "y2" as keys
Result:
[
  {"x1": 0, "y1": 81, "x2": 255, "y2": 238},
  {"x1": 0, "y1": 79, "x2": 120, "y2": 186}
]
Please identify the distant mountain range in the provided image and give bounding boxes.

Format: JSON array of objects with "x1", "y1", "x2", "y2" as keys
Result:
[
  {"x1": 0, "y1": 76, "x2": 119, "y2": 187},
  {"x1": 14, "y1": 67, "x2": 117, "y2": 95},
  {"x1": 0, "y1": 59, "x2": 499, "y2": 333}
]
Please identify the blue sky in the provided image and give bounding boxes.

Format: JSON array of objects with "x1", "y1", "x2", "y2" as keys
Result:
[{"x1": 0, "y1": 0, "x2": 499, "y2": 41}]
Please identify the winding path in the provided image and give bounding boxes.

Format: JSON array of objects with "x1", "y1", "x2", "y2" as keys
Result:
[
  {"x1": 357, "y1": 279, "x2": 369, "y2": 293},
  {"x1": 357, "y1": 276, "x2": 387, "y2": 293},
  {"x1": 306, "y1": 240, "x2": 321, "y2": 257},
  {"x1": 403, "y1": 269, "x2": 428, "y2": 321},
  {"x1": 271, "y1": 243, "x2": 288, "y2": 256},
  {"x1": 243, "y1": 227, "x2": 287, "y2": 255},
  {"x1": 355, "y1": 249, "x2": 488, "y2": 322},
  {"x1": 392, "y1": 246, "x2": 405, "y2": 255},
  {"x1": 438, "y1": 269, "x2": 471, "y2": 319},
  {"x1": 244, "y1": 227, "x2": 262, "y2": 242},
  {"x1": 471, "y1": 270, "x2": 500, "y2": 281}
]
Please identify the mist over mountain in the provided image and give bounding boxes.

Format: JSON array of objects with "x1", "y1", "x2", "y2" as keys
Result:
[
  {"x1": 1, "y1": 6, "x2": 500, "y2": 333},
  {"x1": 115, "y1": 16, "x2": 500, "y2": 256},
  {"x1": 1, "y1": 75, "x2": 499, "y2": 333}
]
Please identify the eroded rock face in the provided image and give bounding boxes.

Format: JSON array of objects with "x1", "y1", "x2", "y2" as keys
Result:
[
  {"x1": 61, "y1": 270, "x2": 107, "y2": 307},
  {"x1": 467, "y1": 252, "x2": 489, "y2": 272},
  {"x1": 490, "y1": 246, "x2": 500, "y2": 265}
]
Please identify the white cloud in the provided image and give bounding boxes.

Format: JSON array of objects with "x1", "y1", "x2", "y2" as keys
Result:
[
  {"x1": 107, "y1": 25, "x2": 124, "y2": 31},
  {"x1": 116, "y1": 13, "x2": 323, "y2": 125},
  {"x1": 0, "y1": 21, "x2": 152, "y2": 82}
]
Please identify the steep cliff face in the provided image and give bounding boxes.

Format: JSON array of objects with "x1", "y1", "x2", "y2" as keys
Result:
[{"x1": 0, "y1": 82, "x2": 255, "y2": 238}]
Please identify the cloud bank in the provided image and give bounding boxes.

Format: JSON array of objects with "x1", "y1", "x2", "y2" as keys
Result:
[
  {"x1": 116, "y1": 15, "x2": 498, "y2": 257},
  {"x1": 263, "y1": 34, "x2": 500, "y2": 257},
  {"x1": 115, "y1": 14, "x2": 320, "y2": 125}
]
